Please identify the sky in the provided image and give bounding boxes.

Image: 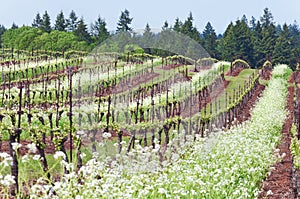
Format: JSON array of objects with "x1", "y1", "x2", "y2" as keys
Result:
[{"x1": 0, "y1": 0, "x2": 300, "y2": 34}]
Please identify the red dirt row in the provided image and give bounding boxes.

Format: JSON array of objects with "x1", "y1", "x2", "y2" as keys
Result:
[
  {"x1": 288, "y1": 71, "x2": 300, "y2": 83},
  {"x1": 100, "y1": 72, "x2": 159, "y2": 97},
  {"x1": 258, "y1": 86, "x2": 295, "y2": 198},
  {"x1": 161, "y1": 63, "x2": 184, "y2": 70},
  {"x1": 180, "y1": 80, "x2": 230, "y2": 119},
  {"x1": 226, "y1": 66, "x2": 244, "y2": 77},
  {"x1": 1, "y1": 65, "x2": 81, "y2": 89},
  {"x1": 261, "y1": 69, "x2": 272, "y2": 81}
]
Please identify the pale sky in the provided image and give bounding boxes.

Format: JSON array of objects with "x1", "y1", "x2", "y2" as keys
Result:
[{"x1": 0, "y1": 0, "x2": 299, "y2": 34}]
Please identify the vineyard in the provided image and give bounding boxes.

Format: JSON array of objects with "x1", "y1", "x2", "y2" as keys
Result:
[{"x1": 0, "y1": 32, "x2": 299, "y2": 198}]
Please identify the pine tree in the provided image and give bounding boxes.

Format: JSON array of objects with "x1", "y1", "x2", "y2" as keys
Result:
[
  {"x1": 0, "y1": 25, "x2": 6, "y2": 47},
  {"x1": 252, "y1": 21, "x2": 264, "y2": 66},
  {"x1": 41, "y1": 11, "x2": 52, "y2": 33},
  {"x1": 181, "y1": 12, "x2": 194, "y2": 36},
  {"x1": 67, "y1": 10, "x2": 78, "y2": 32},
  {"x1": 142, "y1": 23, "x2": 154, "y2": 49},
  {"x1": 116, "y1": 9, "x2": 133, "y2": 32},
  {"x1": 261, "y1": 24, "x2": 277, "y2": 62},
  {"x1": 180, "y1": 12, "x2": 200, "y2": 42},
  {"x1": 91, "y1": 16, "x2": 109, "y2": 43},
  {"x1": 241, "y1": 14, "x2": 248, "y2": 24},
  {"x1": 275, "y1": 25, "x2": 282, "y2": 36},
  {"x1": 233, "y1": 19, "x2": 254, "y2": 65},
  {"x1": 32, "y1": 13, "x2": 42, "y2": 28},
  {"x1": 256, "y1": 8, "x2": 277, "y2": 65},
  {"x1": 260, "y1": 8, "x2": 274, "y2": 29},
  {"x1": 11, "y1": 22, "x2": 18, "y2": 29},
  {"x1": 220, "y1": 22, "x2": 236, "y2": 61},
  {"x1": 273, "y1": 24, "x2": 293, "y2": 65},
  {"x1": 249, "y1": 16, "x2": 257, "y2": 31},
  {"x1": 173, "y1": 18, "x2": 182, "y2": 32},
  {"x1": 162, "y1": 21, "x2": 169, "y2": 31},
  {"x1": 143, "y1": 23, "x2": 153, "y2": 38},
  {"x1": 75, "y1": 17, "x2": 91, "y2": 43},
  {"x1": 54, "y1": 11, "x2": 67, "y2": 31},
  {"x1": 289, "y1": 21, "x2": 300, "y2": 64},
  {"x1": 202, "y1": 22, "x2": 218, "y2": 58},
  {"x1": 0, "y1": 25, "x2": 5, "y2": 36}
]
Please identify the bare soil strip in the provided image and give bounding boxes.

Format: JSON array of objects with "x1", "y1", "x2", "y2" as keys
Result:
[{"x1": 258, "y1": 86, "x2": 295, "y2": 198}]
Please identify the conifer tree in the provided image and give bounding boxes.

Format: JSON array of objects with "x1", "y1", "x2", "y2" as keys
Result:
[
  {"x1": 116, "y1": 9, "x2": 133, "y2": 32},
  {"x1": 54, "y1": 11, "x2": 67, "y2": 31}
]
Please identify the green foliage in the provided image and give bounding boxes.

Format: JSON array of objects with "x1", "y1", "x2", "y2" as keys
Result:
[
  {"x1": 232, "y1": 59, "x2": 250, "y2": 68},
  {"x1": 272, "y1": 64, "x2": 292, "y2": 80},
  {"x1": 0, "y1": 24, "x2": 6, "y2": 47},
  {"x1": 67, "y1": 10, "x2": 78, "y2": 32},
  {"x1": 2, "y1": 7, "x2": 300, "y2": 69},
  {"x1": 173, "y1": 18, "x2": 182, "y2": 32},
  {"x1": 40, "y1": 11, "x2": 52, "y2": 33},
  {"x1": 290, "y1": 125, "x2": 300, "y2": 169},
  {"x1": 260, "y1": 8, "x2": 274, "y2": 29},
  {"x1": 11, "y1": 22, "x2": 18, "y2": 29},
  {"x1": 91, "y1": 15, "x2": 109, "y2": 44},
  {"x1": 260, "y1": 24, "x2": 277, "y2": 60},
  {"x1": 220, "y1": 22, "x2": 235, "y2": 61},
  {"x1": 220, "y1": 19, "x2": 254, "y2": 65},
  {"x1": 202, "y1": 22, "x2": 218, "y2": 58},
  {"x1": 32, "y1": 13, "x2": 42, "y2": 28},
  {"x1": 54, "y1": 11, "x2": 67, "y2": 31},
  {"x1": 74, "y1": 18, "x2": 91, "y2": 44},
  {"x1": 1, "y1": 26, "x2": 90, "y2": 51},
  {"x1": 162, "y1": 21, "x2": 169, "y2": 31},
  {"x1": 116, "y1": 9, "x2": 133, "y2": 32},
  {"x1": 273, "y1": 24, "x2": 293, "y2": 65}
]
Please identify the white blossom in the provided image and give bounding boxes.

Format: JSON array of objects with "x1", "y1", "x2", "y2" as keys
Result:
[
  {"x1": 27, "y1": 143, "x2": 37, "y2": 154},
  {"x1": 11, "y1": 142, "x2": 22, "y2": 151},
  {"x1": 54, "y1": 151, "x2": 66, "y2": 160}
]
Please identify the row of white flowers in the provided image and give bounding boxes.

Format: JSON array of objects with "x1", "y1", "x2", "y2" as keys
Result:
[
  {"x1": 1, "y1": 58, "x2": 65, "y2": 72},
  {"x1": 0, "y1": 58, "x2": 158, "y2": 98},
  {"x1": 123, "y1": 61, "x2": 225, "y2": 111},
  {"x1": 27, "y1": 64, "x2": 289, "y2": 198}
]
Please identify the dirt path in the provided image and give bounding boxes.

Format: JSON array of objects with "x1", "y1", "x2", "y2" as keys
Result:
[
  {"x1": 180, "y1": 79, "x2": 230, "y2": 119},
  {"x1": 226, "y1": 66, "x2": 244, "y2": 77},
  {"x1": 258, "y1": 86, "x2": 295, "y2": 198}
]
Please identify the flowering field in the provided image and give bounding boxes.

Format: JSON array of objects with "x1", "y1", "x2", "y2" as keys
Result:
[
  {"x1": 26, "y1": 65, "x2": 288, "y2": 198},
  {"x1": 0, "y1": 48, "x2": 295, "y2": 198}
]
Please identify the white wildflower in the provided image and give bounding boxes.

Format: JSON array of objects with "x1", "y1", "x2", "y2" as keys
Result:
[
  {"x1": 11, "y1": 142, "x2": 22, "y2": 151},
  {"x1": 77, "y1": 130, "x2": 85, "y2": 136},
  {"x1": 158, "y1": 187, "x2": 167, "y2": 194},
  {"x1": 54, "y1": 151, "x2": 66, "y2": 160},
  {"x1": 103, "y1": 132, "x2": 112, "y2": 139},
  {"x1": 33, "y1": 155, "x2": 41, "y2": 161},
  {"x1": 22, "y1": 154, "x2": 30, "y2": 163},
  {"x1": 0, "y1": 175, "x2": 15, "y2": 186},
  {"x1": 27, "y1": 143, "x2": 37, "y2": 154},
  {"x1": 266, "y1": 190, "x2": 273, "y2": 196}
]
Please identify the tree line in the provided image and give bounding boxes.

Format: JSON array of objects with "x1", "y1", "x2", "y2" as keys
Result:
[{"x1": 0, "y1": 8, "x2": 299, "y2": 68}]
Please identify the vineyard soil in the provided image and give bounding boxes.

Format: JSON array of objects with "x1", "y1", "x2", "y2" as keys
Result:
[{"x1": 258, "y1": 86, "x2": 295, "y2": 198}]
